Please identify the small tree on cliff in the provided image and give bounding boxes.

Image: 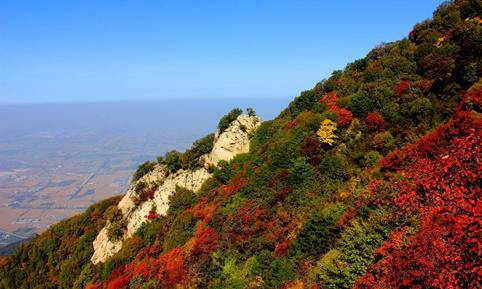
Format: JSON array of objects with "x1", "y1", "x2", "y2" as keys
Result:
[{"x1": 218, "y1": 108, "x2": 243, "y2": 133}]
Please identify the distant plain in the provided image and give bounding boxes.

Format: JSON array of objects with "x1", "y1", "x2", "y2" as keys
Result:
[{"x1": 0, "y1": 98, "x2": 289, "y2": 245}]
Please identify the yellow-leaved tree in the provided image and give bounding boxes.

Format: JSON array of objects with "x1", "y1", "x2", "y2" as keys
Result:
[{"x1": 317, "y1": 119, "x2": 337, "y2": 145}]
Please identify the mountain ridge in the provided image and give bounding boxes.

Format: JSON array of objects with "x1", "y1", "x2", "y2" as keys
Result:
[{"x1": 1, "y1": 1, "x2": 480, "y2": 288}]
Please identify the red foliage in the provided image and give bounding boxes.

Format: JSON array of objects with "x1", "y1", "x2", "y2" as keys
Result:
[
  {"x1": 133, "y1": 261, "x2": 149, "y2": 278},
  {"x1": 222, "y1": 201, "x2": 286, "y2": 249},
  {"x1": 190, "y1": 169, "x2": 248, "y2": 226},
  {"x1": 274, "y1": 239, "x2": 290, "y2": 257},
  {"x1": 220, "y1": 174, "x2": 249, "y2": 197},
  {"x1": 146, "y1": 242, "x2": 162, "y2": 256},
  {"x1": 105, "y1": 264, "x2": 131, "y2": 289},
  {"x1": 192, "y1": 198, "x2": 218, "y2": 224},
  {"x1": 282, "y1": 187, "x2": 293, "y2": 198},
  {"x1": 320, "y1": 92, "x2": 353, "y2": 127},
  {"x1": 191, "y1": 224, "x2": 219, "y2": 259},
  {"x1": 335, "y1": 108, "x2": 353, "y2": 126},
  {"x1": 106, "y1": 275, "x2": 130, "y2": 289},
  {"x1": 97, "y1": 243, "x2": 186, "y2": 289},
  {"x1": 366, "y1": 112, "x2": 385, "y2": 132},
  {"x1": 356, "y1": 109, "x2": 482, "y2": 289},
  {"x1": 381, "y1": 108, "x2": 481, "y2": 172},
  {"x1": 373, "y1": 229, "x2": 406, "y2": 259},
  {"x1": 320, "y1": 92, "x2": 338, "y2": 107},
  {"x1": 301, "y1": 136, "x2": 322, "y2": 166},
  {"x1": 396, "y1": 80, "x2": 410, "y2": 97},
  {"x1": 109, "y1": 264, "x2": 127, "y2": 280},
  {"x1": 146, "y1": 186, "x2": 157, "y2": 200},
  {"x1": 158, "y1": 247, "x2": 187, "y2": 287},
  {"x1": 146, "y1": 209, "x2": 160, "y2": 220},
  {"x1": 457, "y1": 87, "x2": 482, "y2": 112},
  {"x1": 132, "y1": 257, "x2": 159, "y2": 279},
  {"x1": 379, "y1": 149, "x2": 403, "y2": 172},
  {"x1": 286, "y1": 120, "x2": 297, "y2": 129}
]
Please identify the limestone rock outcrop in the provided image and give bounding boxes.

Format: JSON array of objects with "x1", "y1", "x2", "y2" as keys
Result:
[
  {"x1": 91, "y1": 114, "x2": 261, "y2": 264},
  {"x1": 203, "y1": 114, "x2": 260, "y2": 166}
]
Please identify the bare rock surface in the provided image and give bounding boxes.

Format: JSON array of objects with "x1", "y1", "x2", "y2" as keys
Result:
[{"x1": 203, "y1": 114, "x2": 261, "y2": 166}]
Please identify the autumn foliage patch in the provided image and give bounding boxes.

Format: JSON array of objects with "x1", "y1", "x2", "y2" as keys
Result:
[
  {"x1": 395, "y1": 80, "x2": 409, "y2": 97},
  {"x1": 366, "y1": 112, "x2": 385, "y2": 132},
  {"x1": 356, "y1": 107, "x2": 482, "y2": 289},
  {"x1": 320, "y1": 92, "x2": 353, "y2": 127}
]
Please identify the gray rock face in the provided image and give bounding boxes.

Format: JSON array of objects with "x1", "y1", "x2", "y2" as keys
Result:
[
  {"x1": 203, "y1": 114, "x2": 260, "y2": 166},
  {"x1": 91, "y1": 114, "x2": 261, "y2": 264}
]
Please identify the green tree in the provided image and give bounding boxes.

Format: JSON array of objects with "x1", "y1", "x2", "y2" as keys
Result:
[
  {"x1": 132, "y1": 161, "x2": 156, "y2": 181},
  {"x1": 348, "y1": 92, "x2": 380, "y2": 117},
  {"x1": 164, "y1": 150, "x2": 182, "y2": 172},
  {"x1": 218, "y1": 108, "x2": 243, "y2": 133},
  {"x1": 183, "y1": 133, "x2": 215, "y2": 169}
]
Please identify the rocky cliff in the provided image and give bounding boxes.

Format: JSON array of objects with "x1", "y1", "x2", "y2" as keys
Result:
[{"x1": 91, "y1": 114, "x2": 261, "y2": 264}]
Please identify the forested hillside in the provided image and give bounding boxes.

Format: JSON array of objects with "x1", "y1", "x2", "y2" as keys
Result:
[{"x1": 1, "y1": 1, "x2": 480, "y2": 288}]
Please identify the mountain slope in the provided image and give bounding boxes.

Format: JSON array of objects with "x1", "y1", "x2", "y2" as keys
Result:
[
  {"x1": 91, "y1": 114, "x2": 261, "y2": 264},
  {"x1": 1, "y1": 1, "x2": 481, "y2": 289},
  {"x1": 0, "y1": 196, "x2": 122, "y2": 289}
]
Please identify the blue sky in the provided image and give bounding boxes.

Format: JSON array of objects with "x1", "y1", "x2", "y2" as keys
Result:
[{"x1": 0, "y1": 0, "x2": 443, "y2": 104}]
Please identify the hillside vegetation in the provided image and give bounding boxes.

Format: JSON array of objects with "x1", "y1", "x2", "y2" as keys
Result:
[{"x1": 1, "y1": 1, "x2": 481, "y2": 288}]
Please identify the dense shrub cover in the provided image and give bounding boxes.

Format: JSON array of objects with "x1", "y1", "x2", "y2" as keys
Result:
[
  {"x1": 366, "y1": 112, "x2": 385, "y2": 132},
  {"x1": 356, "y1": 105, "x2": 481, "y2": 289},
  {"x1": 1, "y1": 1, "x2": 480, "y2": 288},
  {"x1": 0, "y1": 196, "x2": 122, "y2": 289}
]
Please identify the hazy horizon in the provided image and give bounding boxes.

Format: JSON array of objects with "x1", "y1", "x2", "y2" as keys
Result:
[{"x1": 0, "y1": 98, "x2": 289, "y2": 241}]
